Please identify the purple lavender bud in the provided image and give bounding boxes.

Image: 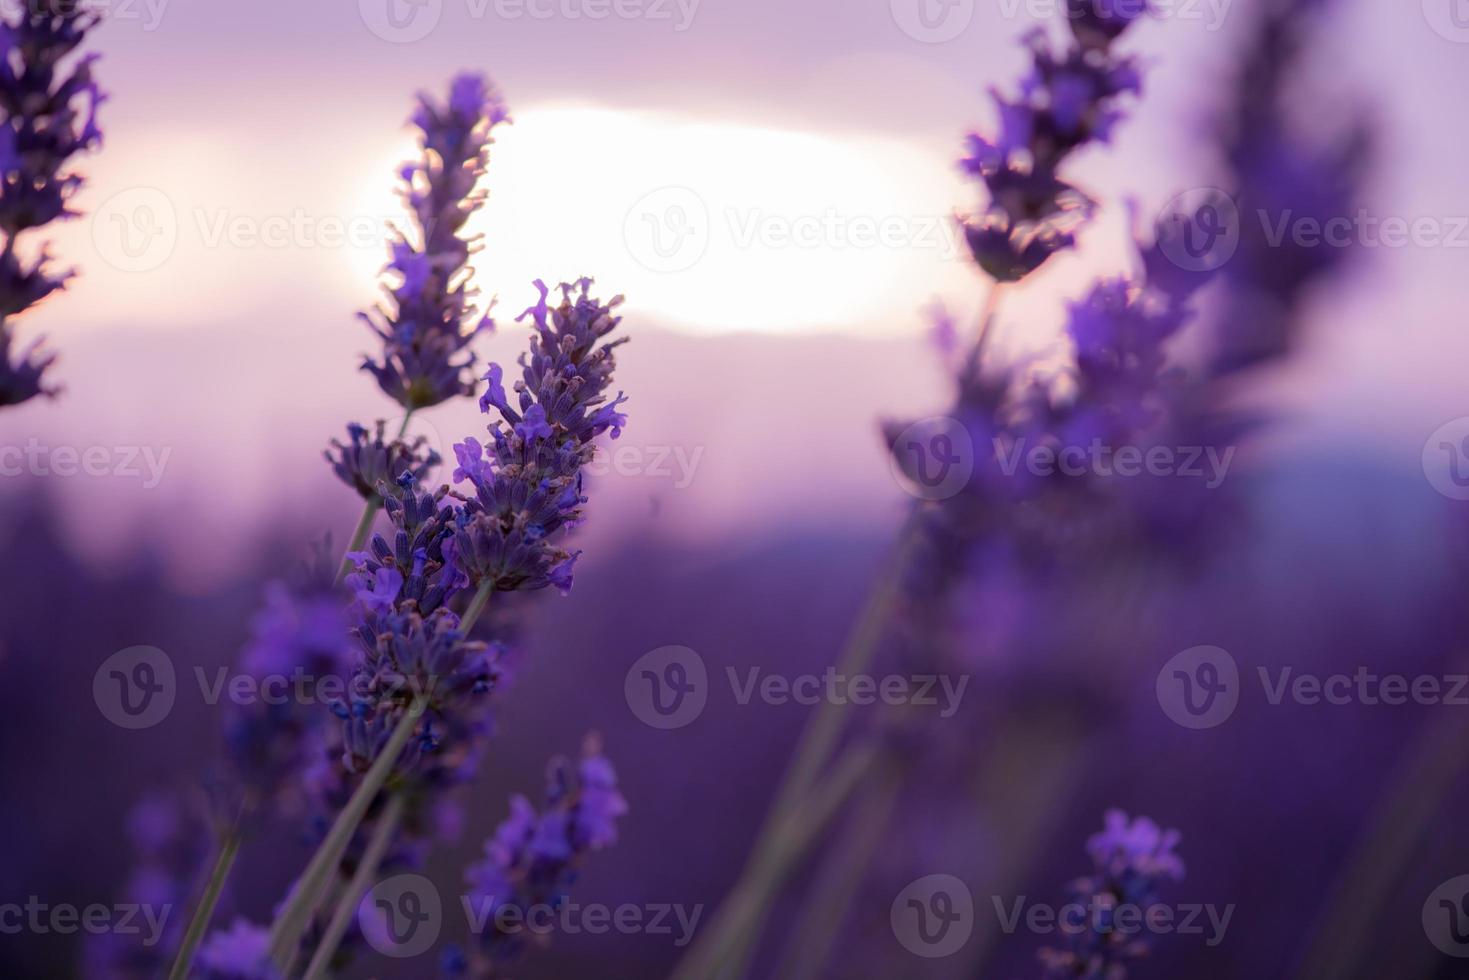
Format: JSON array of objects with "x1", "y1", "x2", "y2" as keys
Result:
[
  {"x1": 0, "y1": 327, "x2": 58, "y2": 405},
  {"x1": 459, "y1": 736, "x2": 627, "y2": 970},
  {"x1": 360, "y1": 73, "x2": 509, "y2": 410},
  {"x1": 958, "y1": 23, "x2": 1143, "y2": 283},
  {"x1": 0, "y1": 2, "x2": 105, "y2": 408},
  {"x1": 324, "y1": 419, "x2": 442, "y2": 499},
  {"x1": 961, "y1": 214, "x2": 1077, "y2": 283},
  {"x1": 196, "y1": 919, "x2": 280, "y2": 979},
  {"x1": 451, "y1": 279, "x2": 627, "y2": 595},
  {"x1": 1038, "y1": 810, "x2": 1185, "y2": 978}
]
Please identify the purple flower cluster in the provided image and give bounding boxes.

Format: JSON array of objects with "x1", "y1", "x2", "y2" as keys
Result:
[
  {"x1": 1039, "y1": 810, "x2": 1185, "y2": 978},
  {"x1": 360, "y1": 72, "x2": 509, "y2": 410},
  {"x1": 325, "y1": 420, "x2": 442, "y2": 500},
  {"x1": 0, "y1": 2, "x2": 104, "y2": 406},
  {"x1": 450, "y1": 278, "x2": 629, "y2": 595},
  {"x1": 959, "y1": 21, "x2": 1143, "y2": 282},
  {"x1": 445, "y1": 736, "x2": 628, "y2": 974}
]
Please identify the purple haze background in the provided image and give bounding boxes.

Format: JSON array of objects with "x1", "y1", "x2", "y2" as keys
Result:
[{"x1": 2, "y1": 0, "x2": 1469, "y2": 977}]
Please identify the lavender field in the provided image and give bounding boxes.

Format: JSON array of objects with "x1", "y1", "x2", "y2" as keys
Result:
[{"x1": 2, "y1": 0, "x2": 1468, "y2": 977}]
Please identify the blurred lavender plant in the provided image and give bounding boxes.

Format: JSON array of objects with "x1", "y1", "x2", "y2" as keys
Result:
[
  {"x1": 1038, "y1": 811, "x2": 1186, "y2": 978},
  {"x1": 442, "y1": 736, "x2": 628, "y2": 976},
  {"x1": 0, "y1": 2, "x2": 103, "y2": 407}
]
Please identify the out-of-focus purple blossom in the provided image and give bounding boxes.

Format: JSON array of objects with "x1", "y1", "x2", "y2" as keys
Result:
[
  {"x1": 1206, "y1": 0, "x2": 1372, "y2": 376},
  {"x1": 83, "y1": 794, "x2": 210, "y2": 979},
  {"x1": 451, "y1": 278, "x2": 628, "y2": 595},
  {"x1": 219, "y1": 547, "x2": 355, "y2": 824},
  {"x1": 447, "y1": 736, "x2": 627, "y2": 974},
  {"x1": 360, "y1": 73, "x2": 509, "y2": 410},
  {"x1": 958, "y1": 23, "x2": 1143, "y2": 285},
  {"x1": 0, "y1": 2, "x2": 104, "y2": 407},
  {"x1": 1039, "y1": 810, "x2": 1185, "y2": 978},
  {"x1": 196, "y1": 918, "x2": 280, "y2": 979},
  {"x1": 324, "y1": 420, "x2": 442, "y2": 500},
  {"x1": 0, "y1": 327, "x2": 57, "y2": 405}
]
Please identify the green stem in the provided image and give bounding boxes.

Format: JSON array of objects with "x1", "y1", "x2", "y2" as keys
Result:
[
  {"x1": 773, "y1": 763, "x2": 903, "y2": 980},
  {"x1": 301, "y1": 793, "x2": 406, "y2": 980},
  {"x1": 461, "y1": 579, "x2": 495, "y2": 632},
  {"x1": 166, "y1": 830, "x2": 242, "y2": 980},
  {"x1": 267, "y1": 696, "x2": 426, "y2": 968},
  {"x1": 672, "y1": 741, "x2": 882, "y2": 980}
]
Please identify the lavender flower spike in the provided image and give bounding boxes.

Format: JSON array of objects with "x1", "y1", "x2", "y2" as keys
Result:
[
  {"x1": 1039, "y1": 810, "x2": 1185, "y2": 978},
  {"x1": 0, "y1": 2, "x2": 105, "y2": 406},
  {"x1": 324, "y1": 419, "x2": 442, "y2": 500},
  {"x1": 361, "y1": 73, "x2": 510, "y2": 410},
  {"x1": 959, "y1": 22, "x2": 1142, "y2": 283},
  {"x1": 445, "y1": 735, "x2": 628, "y2": 974},
  {"x1": 452, "y1": 278, "x2": 628, "y2": 595}
]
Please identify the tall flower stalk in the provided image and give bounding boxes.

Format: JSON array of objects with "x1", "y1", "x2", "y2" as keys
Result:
[
  {"x1": 671, "y1": 10, "x2": 1157, "y2": 977},
  {"x1": 150, "y1": 72, "x2": 632, "y2": 980},
  {"x1": 0, "y1": 2, "x2": 104, "y2": 407}
]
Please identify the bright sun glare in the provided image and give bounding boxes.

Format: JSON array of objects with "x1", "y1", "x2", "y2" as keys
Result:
[{"x1": 355, "y1": 106, "x2": 970, "y2": 336}]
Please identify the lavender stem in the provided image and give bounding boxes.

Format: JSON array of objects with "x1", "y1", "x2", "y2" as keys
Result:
[
  {"x1": 266, "y1": 694, "x2": 427, "y2": 968},
  {"x1": 300, "y1": 792, "x2": 406, "y2": 980},
  {"x1": 165, "y1": 830, "x2": 241, "y2": 980}
]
